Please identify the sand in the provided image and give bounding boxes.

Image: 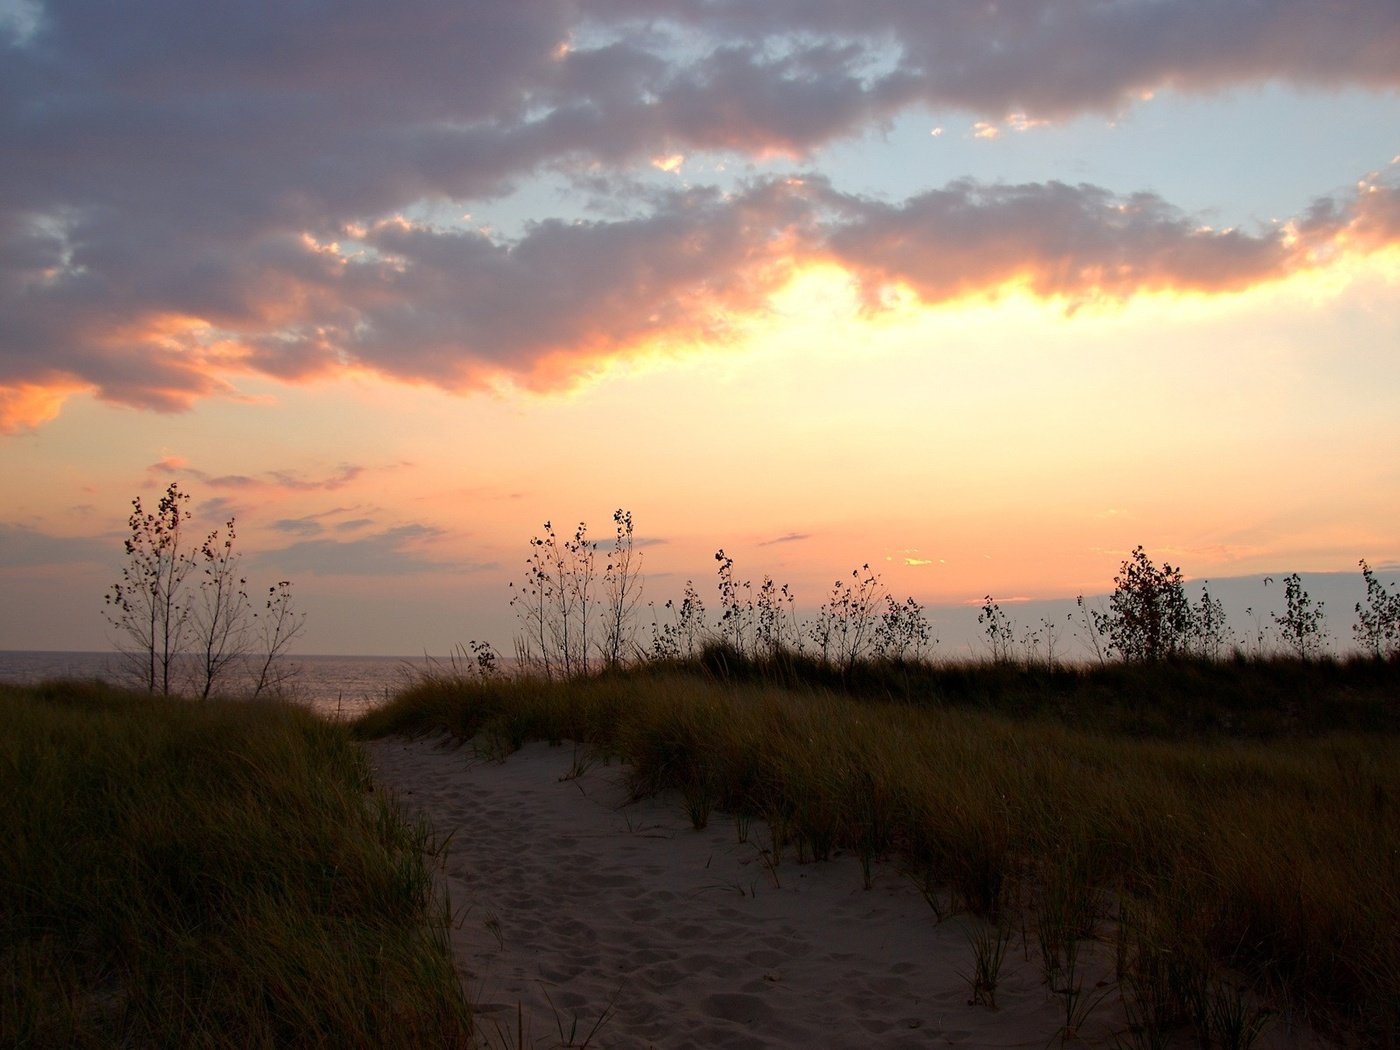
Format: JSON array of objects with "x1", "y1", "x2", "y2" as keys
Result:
[
  {"x1": 366, "y1": 734, "x2": 1096, "y2": 1048},
  {"x1": 366, "y1": 735, "x2": 1312, "y2": 1050}
]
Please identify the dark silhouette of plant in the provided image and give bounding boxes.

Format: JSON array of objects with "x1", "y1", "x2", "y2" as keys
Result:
[
  {"x1": 809, "y1": 564, "x2": 884, "y2": 671},
  {"x1": 511, "y1": 514, "x2": 650, "y2": 676},
  {"x1": 104, "y1": 482, "x2": 197, "y2": 695},
  {"x1": 192, "y1": 518, "x2": 250, "y2": 699},
  {"x1": 1046, "y1": 614, "x2": 1074, "y2": 668},
  {"x1": 1242, "y1": 598, "x2": 1270, "y2": 657},
  {"x1": 510, "y1": 530, "x2": 555, "y2": 676},
  {"x1": 754, "y1": 575, "x2": 777, "y2": 654},
  {"x1": 676, "y1": 581, "x2": 707, "y2": 657},
  {"x1": 1075, "y1": 595, "x2": 1107, "y2": 664},
  {"x1": 754, "y1": 575, "x2": 791, "y2": 656},
  {"x1": 1019, "y1": 621, "x2": 1042, "y2": 665},
  {"x1": 648, "y1": 580, "x2": 709, "y2": 660},
  {"x1": 1092, "y1": 546, "x2": 1192, "y2": 661},
  {"x1": 1272, "y1": 573, "x2": 1328, "y2": 659},
  {"x1": 1354, "y1": 559, "x2": 1400, "y2": 658},
  {"x1": 1189, "y1": 581, "x2": 1231, "y2": 660},
  {"x1": 196, "y1": 518, "x2": 303, "y2": 698},
  {"x1": 563, "y1": 522, "x2": 598, "y2": 675},
  {"x1": 646, "y1": 600, "x2": 679, "y2": 660},
  {"x1": 105, "y1": 483, "x2": 303, "y2": 696},
  {"x1": 978, "y1": 604, "x2": 1068, "y2": 667},
  {"x1": 875, "y1": 595, "x2": 933, "y2": 661},
  {"x1": 978, "y1": 596, "x2": 1016, "y2": 663},
  {"x1": 602, "y1": 509, "x2": 643, "y2": 668},
  {"x1": 469, "y1": 639, "x2": 500, "y2": 677},
  {"x1": 250, "y1": 581, "x2": 305, "y2": 698},
  {"x1": 511, "y1": 520, "x2": 600, "y2": 678},
  {"x1": 715, "y1": 549, "x2": 753, "y2": 654}
]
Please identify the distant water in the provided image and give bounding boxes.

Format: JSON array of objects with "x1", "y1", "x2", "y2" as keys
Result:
[{"x1": 0, "y1": 650, "x2": 444, "y2": 720}]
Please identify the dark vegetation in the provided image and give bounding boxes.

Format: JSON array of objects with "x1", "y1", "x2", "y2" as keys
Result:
[
  {"x1": 1, "y1": 680, "x2": 472, "y2": 1048},
  {"x1": 611, "y1": 642, "x2": 1400, "y2": 739},
  {"x1": 104, "y1": 482, "x2": 304, "y2": 699}
]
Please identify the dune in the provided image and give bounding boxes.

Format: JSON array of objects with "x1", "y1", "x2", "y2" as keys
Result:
[
  {"x1": 369, "y1": 735, "x2": 1085, "y2": 1048},
  {"x1": 367, "y1": 735, "x2": 1322, "y2": 1050}
]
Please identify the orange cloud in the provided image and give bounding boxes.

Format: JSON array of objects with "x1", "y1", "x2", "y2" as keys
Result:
[
  {"x1": 4, "y1": 172, "x2": 1398, "y2": 433},
  {"x1": 0, "y1": 380, "x2": 90, "y2": 433},
  {"x1": 825, "y1": 176, "x2": 1400, "y2": 308}
]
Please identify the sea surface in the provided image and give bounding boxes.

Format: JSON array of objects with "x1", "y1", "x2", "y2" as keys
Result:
[{"x1": 0, "y1": 650, "x2": 446, "y2": 720}]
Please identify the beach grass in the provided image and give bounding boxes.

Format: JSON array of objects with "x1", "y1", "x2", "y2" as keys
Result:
[
  {"x1": 1, "y1": 679, "x2": 473, "y2": 1049},
  {"x1": 355, "y1": 652, "x2": 1400, "y2": 1045}
]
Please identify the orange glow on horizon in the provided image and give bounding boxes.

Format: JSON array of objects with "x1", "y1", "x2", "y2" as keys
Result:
[{"x1": 4, "y1": 235, "x2": 1395, "y2": 439}]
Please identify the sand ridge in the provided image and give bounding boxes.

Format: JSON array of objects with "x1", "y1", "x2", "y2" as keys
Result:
[{"x1": 368, "y1": 734, "x2": 1144, "y2": 1049}]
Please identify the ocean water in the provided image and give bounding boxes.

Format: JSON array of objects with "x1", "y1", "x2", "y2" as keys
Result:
[{"x1": 0, "y1": 650, "x2": 443, "y2": 720}]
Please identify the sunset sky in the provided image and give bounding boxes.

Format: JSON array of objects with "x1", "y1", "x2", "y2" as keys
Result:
[{"x1": 2, "y1": 1, "x2": 1398, "y2": 656}]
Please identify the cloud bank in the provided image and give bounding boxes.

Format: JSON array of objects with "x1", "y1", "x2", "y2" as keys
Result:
[{"x1": 3, "y1": 0, "x2": 1398, "y2": 429}]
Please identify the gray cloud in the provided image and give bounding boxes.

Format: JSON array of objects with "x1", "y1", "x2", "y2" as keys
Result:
[
  {"x1": 2, "y1": 1, "x2": 1398, "y2": 428},
  {"x1": 266, "y1": 524, "x2": 457, "y2": 577},
  {"x1": 149, "y1": 458, "x2": 369, "y2": 493},
  {"x1": 267, "y1": 466, "x2": 366, "y2": 492},
  {"x1": 820, "y1": 178, "x2": 1305, "y2": 302},
  {"x1": 0, "y1": 521, "x2": 109, "y2": 568},
  {"x1": 335, "y1": 180, "x2": 816, "y2": 386},
  {"x1": 270, "y1": 518, "x2": 324, "y2": 538},
  {"x1": 197, "y1": 497, "x2": 242, "y2": 524},
  {"x1": 587, "y1": 0, "x2": 1400, "y2": 117}
]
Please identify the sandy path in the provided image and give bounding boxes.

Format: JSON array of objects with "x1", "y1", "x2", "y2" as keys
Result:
[{"x1": 368, "y1": 734, "x2": 1140, "y2": 1049}]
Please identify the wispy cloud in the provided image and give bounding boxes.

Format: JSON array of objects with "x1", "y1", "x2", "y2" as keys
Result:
[
  {"x1": 758, "y1": 531, "x2": 812, "y2": 546},
  {"x1": 962, "y1": 594, "x2": 1034, "y2": 605},
  {"x1": 267, "y1": 466, "x2": 366, "y2": 492},
  {"x1": 270, "y1": 517, "x2": 324, "y2": 538},
  {"x1": 266, "y1": 524, "x2": 463, "y2": 577},
  {"x1": 148, "y1": 458, "x2": 371, "y2": 494},
  {"x1": 0, "y1": 522, "x2": 109, "y2": 568}
]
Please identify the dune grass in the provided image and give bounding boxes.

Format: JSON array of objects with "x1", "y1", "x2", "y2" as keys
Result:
[
  {"x1": 355, "y1": 653, "x2": 1400, "y2": 1046},
  {"x1": 1, "y1": 679, "x2": 473, "y2": 1049}
]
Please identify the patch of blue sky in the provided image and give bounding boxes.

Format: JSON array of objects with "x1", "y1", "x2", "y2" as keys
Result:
[
  {"x1": 0, "y1": 0, "x2": 41, "y2": 43},
  {"x1": 397, "y1": 81, "x2": 1398, "y2": 245},
  {"x1": 804, "y1": 83, "x2": 1400, "y2": 228},
  {"x1": 397, "y1": 167, "x2": 668, "y2": 241}
]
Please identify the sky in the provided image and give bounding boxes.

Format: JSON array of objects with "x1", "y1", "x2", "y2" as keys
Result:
[{"x1": 2, "y1": 0, "x2": 1398, "y2": 657}]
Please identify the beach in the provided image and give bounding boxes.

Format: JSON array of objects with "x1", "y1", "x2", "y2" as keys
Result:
[{"x1": 368, "y1": 735, "x2": 1132, "y2": 1050}]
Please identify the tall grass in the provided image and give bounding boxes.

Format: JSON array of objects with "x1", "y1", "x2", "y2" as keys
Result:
[
  {"x1": 1, "y1": 680, "x2": 472, "y2": 1049},
  {"x1": 356, "y1": 656, "x2": 1400, "y2": 1045}
]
